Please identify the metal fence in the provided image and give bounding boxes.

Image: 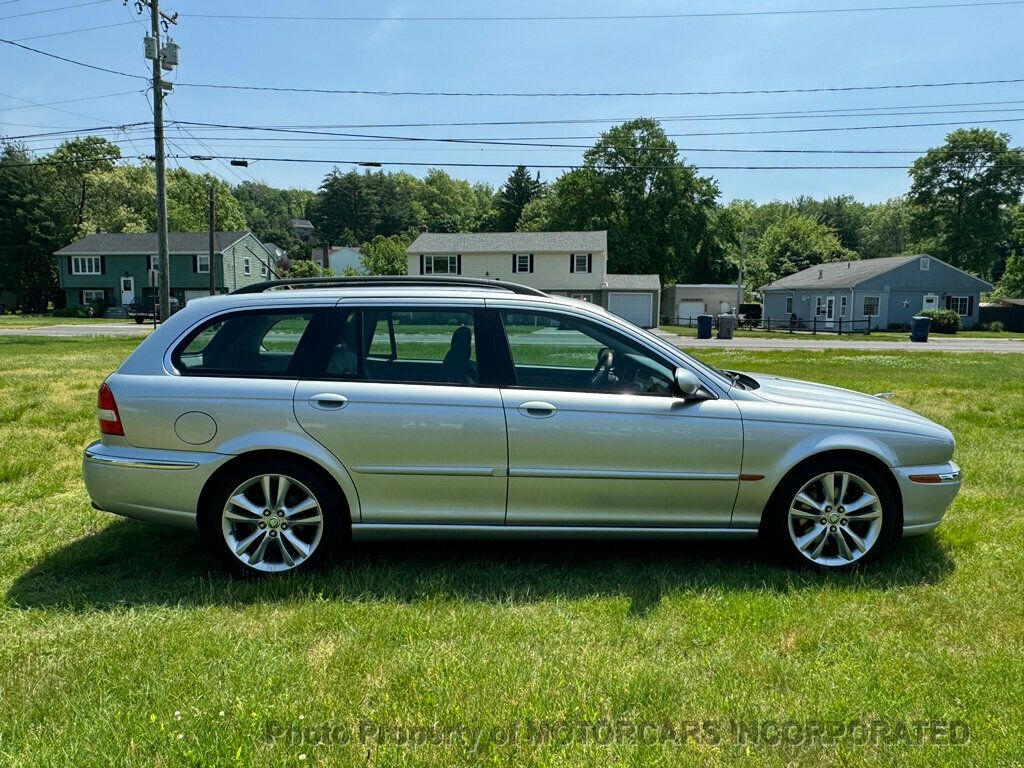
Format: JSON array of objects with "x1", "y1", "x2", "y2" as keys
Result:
[{"x1": 667, "y1": 315, "x2": 873, "y2": 335}]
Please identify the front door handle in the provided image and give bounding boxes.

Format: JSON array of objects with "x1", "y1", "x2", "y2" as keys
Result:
[
  {"x1": 518, "y1": 401, "x2": 557, "y2": 418},
  {"x1": 309, "y1": 393, "x2": 348, "y2": 410}
]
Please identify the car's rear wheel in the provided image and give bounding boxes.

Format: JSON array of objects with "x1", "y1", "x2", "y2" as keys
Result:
[
  {"x1": 766, "y1": 459, "x2": 897, "y2": 571},
  {"x1": 201, "y1": 460, "x2": 344, "y2": 576}
]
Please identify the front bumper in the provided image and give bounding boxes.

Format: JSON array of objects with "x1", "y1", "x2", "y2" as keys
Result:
[
  {"x1": 83, "y1": 441, "x2": 229, "y2": 530},
  {"x1": 894, "y1": 460, "x2": 962, "y2": 537}
]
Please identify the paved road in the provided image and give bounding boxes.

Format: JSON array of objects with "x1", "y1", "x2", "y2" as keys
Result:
[
  {"x1": 654, "y1": 330, "x2": 1024, "y2": 354},
  {"x1": 0, "y1": 322, "x2": 154, "y2": 337}
]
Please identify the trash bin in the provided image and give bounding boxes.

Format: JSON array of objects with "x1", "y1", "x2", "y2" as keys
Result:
[
  {"x1": 697, "y1": 314, "x2": 713, "y2": 339},
  {"x1": 911, "y1": 315, "x2": 931, "y2": 343},
  {"x1": 717, "y1": 314, "x2": 736, "y2": 340}
]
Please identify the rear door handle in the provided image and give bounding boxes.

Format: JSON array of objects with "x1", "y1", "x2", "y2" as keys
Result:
[
  {"x1": 309, "y1": 393, "x2": 348, "y2": 410},
  {"x1": 518, "y1": 401, "x2": 557, "y2": 418}
]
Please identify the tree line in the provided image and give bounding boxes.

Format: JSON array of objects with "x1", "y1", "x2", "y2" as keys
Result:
[{"x1": 2, "y1": 120, "x2": 1023, "y2": 311}]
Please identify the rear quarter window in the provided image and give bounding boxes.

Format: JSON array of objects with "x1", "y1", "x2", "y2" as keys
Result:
[{"x1": 174, "y1": 311, "x2": 315, "y2": 377}]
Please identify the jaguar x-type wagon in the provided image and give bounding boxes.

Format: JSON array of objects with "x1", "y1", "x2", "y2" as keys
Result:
[{"x1": 84, "y1": 276, "x2": 961, "y2": 575}]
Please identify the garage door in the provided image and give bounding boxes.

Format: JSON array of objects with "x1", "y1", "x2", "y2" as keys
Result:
[
  {"x1": 183, "y1": 290, "x2": 210, "y2": 304},
  {"x1": 607, "y1": 292, "x2": 653, "y2": 327},
  {"x1": 675, "y1": 300, "x2": 704, "y2": 325}
]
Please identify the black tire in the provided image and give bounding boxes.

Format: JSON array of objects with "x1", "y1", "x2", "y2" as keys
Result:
[
  {"x1": 763, "y1": 457, "x2": 898, "y2": 572},
  {"x1": 134, "y1": 316, "x2": 144, "y2": 324},
  {"x1": 199, "y1": 458, "x2": 347, "y2": 577}
]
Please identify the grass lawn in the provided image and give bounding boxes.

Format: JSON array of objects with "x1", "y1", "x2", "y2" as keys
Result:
[
  {"x1": 662, "y1": 324, "x2": 1024, "y2": 342},
  {"x1": 1, "y1": 336, "x2": 1023, "y2": 766},
  {"x1": 0, "y1": 314, "x2": 131, "y2": 329}
]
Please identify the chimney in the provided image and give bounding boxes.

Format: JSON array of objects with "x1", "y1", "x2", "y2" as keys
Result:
[{"x1": 320, "y1": 242, "x2": 329, "y2": 267}]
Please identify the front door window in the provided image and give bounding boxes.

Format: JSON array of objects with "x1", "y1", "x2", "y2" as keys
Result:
[{"x1": 120, "y1": 277, "x2": 135, "y2": 306}]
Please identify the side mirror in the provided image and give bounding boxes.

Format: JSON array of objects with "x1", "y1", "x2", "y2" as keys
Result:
[{"x1": 673, "y1": 368, "x2": 702, "y2": 398}]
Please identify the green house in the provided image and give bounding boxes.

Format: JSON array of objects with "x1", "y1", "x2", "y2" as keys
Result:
[{"x1": 56, "y1": 231, "x2": 276, "y2": 308}]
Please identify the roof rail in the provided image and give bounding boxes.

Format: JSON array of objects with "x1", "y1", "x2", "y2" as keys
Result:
[{"x1": 231, "y1": 275, "x2": 549, "y2": 297}]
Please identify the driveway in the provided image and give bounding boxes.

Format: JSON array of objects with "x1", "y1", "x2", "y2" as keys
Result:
[
  {"x1": 654, "y1": 330, "x2": 1024, "y2": 354},
  {"x1": 0, "y1": 322, "x2": 155, "y2": 338}
]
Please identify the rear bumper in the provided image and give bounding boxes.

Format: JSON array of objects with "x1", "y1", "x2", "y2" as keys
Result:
[
  {"x1": 894, "y1": 461, "x2": 961, "y2": 537},
  {"x1": 83, "y1": 441, "x2": 228, "y2": 530}
]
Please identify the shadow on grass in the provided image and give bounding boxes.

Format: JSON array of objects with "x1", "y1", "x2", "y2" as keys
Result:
[{"x1": 5, "y1": 519, "x2": 955, "y2": 616}]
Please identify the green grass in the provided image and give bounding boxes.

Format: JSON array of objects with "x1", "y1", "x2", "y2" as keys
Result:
[
  {"x1": 0, "y1": 314, "x2": 130, "y2": 329},
  {"x1": 662, "y1": 324, "x2": 1024, "y2": 342},
  {"x1": 1, "y1": 336, "x2": 1023, "y2": 766}
]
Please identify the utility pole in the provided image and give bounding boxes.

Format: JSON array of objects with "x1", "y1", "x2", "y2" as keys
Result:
[
  {"x1": 737, "y1": 234, "x2": 746, "y2": 310},
  {"x1": 208, "y1": 183, "x2": 216, "y2": 295},
  {"x1": 131, "y1": 0, "x2": 178, "y2": 320}
]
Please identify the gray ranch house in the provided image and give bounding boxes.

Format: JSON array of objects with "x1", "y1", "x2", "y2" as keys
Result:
[
  {"x1": 406, "y1": 231, "x2": 661, "y2": 327},
  {"x1": 760, "y1": 254, "x2": 992, "y2": 330}
]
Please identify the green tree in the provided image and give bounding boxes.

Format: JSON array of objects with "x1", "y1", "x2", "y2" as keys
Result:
[
  {"x1": 360, "y1": 234, "x2": 411, "y2": 275},
  {"x1": 281, "y1": 259, "x2": 333, "y2": 278},
  {"x1": 166, "y1": 170, "x2": 247, "y2": 232},
  {"x1": 542, "y1": 118, "x2": 723, "y2": 284},
  {"x1": 909, "y1": 128, "x2": 1024, "y2": 278},
  {"x1": 858, "y1": 197, "x2": 917, "y2": 259},
  {"x1": 414, "y1": 169, "x2": 483, "y2": 233},
  {"x1": 486, "y1": 166, "x2": 545, "y2": 231},
  {"x1": 752, "y1": 215, "x2": 857, "y2": 288},
  {"x1": 232, "y1": 181, "x2": 314, "y2": 253}
]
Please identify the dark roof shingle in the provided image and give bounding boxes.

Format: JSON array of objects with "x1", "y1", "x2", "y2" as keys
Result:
[{"x1": 56, "y1": 232, "x2": 251, "y2": 255}]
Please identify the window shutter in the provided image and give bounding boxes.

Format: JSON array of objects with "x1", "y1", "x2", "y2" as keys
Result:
[
  {"x1": 67, "y1": 257, "x2": 73, "y2": 274},
  {"x1": 570, "y1": 254, "x2": 576, "y2": 273},
  {"x1": 512, "y1": 254, "x2": 517, "y2": 273},
  {"x1": 968, "y1": 296, "x2": 975, "y2": 316},
  {"x1": 78, "y1": 290, "x2": 84, "y2": 305},
  {"x1": 419, "y1": 255, "x2": 425, "y2": 275},
  {"x1": 587, "y1": 253, "x2": 593, "y2": 273},
  {"x1": 529, "y1": 253, "x2": 534, "y2": 273},
  {"x1": 944, "y1": 295, "x2": 952, "y2": 310},
  {"x1": 457, "y1": 254, "x2": 462, "y2": 275},
  {"x1": 99, "y1": 256, "x2": 106, "y2": 274},
  {"x1": 192, "y1": 255, "x2": 198, "y2": 273}
]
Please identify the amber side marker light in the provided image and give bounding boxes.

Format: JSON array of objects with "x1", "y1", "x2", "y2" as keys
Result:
[{"x1": 909, "y1": 471, "x2": 961, "y2": 484}]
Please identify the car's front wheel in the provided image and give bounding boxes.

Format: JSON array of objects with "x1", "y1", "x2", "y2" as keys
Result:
[
  {"x1": 201, "y1": 460, "x2": 344, "y2": 576},
  {"x1": 766, "y1": 459, "x2": 897, "y2": 570}
]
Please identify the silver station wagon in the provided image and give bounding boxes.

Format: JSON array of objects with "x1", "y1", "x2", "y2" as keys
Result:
[{"x1": 84, "y1": 277, "x2": 962, "y2": 575}]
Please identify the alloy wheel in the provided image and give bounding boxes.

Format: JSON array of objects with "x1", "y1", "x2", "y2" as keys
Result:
[
  {"x1": 787, "y1": 471, "x2": 883, "y2": 567},
  {"x1": 221, "y1": 474, "x2": 325, "y2": 573}
]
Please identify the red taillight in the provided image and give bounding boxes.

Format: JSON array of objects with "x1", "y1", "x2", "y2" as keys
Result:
[{"x1": 97, "y1": 382, "x2": 124, "y2": 436}]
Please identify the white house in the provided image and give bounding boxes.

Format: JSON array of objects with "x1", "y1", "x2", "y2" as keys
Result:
[
  {"x1": 661, "y1": 283, "x2": 743, "y2": 324},
  {"x1": 405, "y1": 230, "x2": 661, "y2": 327}
]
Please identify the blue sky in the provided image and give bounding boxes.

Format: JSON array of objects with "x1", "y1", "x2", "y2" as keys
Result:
[{"x1": 2, "y1": 0, "x2": 1022, "y2": 203}]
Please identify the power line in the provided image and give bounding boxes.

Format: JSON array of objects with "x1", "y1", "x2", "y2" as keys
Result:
[
  {"x1": 0, "y1": 0, "x2": 113, "y2": 21},
  {"x1": 184, "y1": 1, "x2": 1024, "y2": 22},
  {"x1": 172, "y1": 77, "x2": 1024, "y2": 98},
  {"x1": 210, "y1": 98, "x2": 1024, "y2": 130},
  {"x1": 0, "y1": 37, "x2": 146, "y2": 80},
  {"x1": 0, "y1": 90, "x2": 141, "y2": 113},
  {"x1": 11, "y1": 21, "x2": 136, "y2": 42},
  {"x1": 3, "y1": 37, "x2": 1022, "y2": 99}
]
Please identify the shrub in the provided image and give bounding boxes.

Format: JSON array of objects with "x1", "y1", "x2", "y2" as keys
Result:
[
  {"x1": 979, "y1": 320, "x2": 1005, "y2": 333},
  {"x1": 920, "y1": 308, "x2": 961, "y2": 334},
  {"x1": 52, "y1": 306, "x2": 91, "y2": 318}
]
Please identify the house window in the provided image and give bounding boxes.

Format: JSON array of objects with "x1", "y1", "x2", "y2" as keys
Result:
[
  {"x1": 516, "y1": 253, "x2": 532, "y2": 273},
  {"x1": 863, "y1": 296, "x2": 880, "y2": 317},
  {"x1": 840, "y1": 296, "x2": 848, "y2": 317},
  {"x1": 260, "y1": 262, "x2": 268, "y2": 277},
  {"x1": 815, "y1": 297, "x2": 824, "y2": 316},
  {"x1": 243, "y1": 257, "x2": 251, "y2": 276},
  {"x1": 147, "y1": 255, "x2": 157, "y2": 272},
  {"x1": 573, "y1": 253, "x2": 590, "y2": 273},
  {"x1": 423, "y1": 255, "x2": 458, "y2": 275},
  {"x1": 71, "y1": 256, "x2": 102, "y2": 275},
  {"x1": 196, "y1": 254, "x2": 210, "y2": 273},
  {"x1": 785, "y1": 296, "x2": 793, "y2": 315},
  {"x1": 568, "y1": 292, "x2": 593, "y2": 302},
  {"x1": 920, "y1": 257, "x2": 930, "y2": 271},
  {"x1": 948, "y1": 296, "x2": 971, "y2": 316},
  {"x1": 82, "y1": 289, "x2": 105, "y2": 304}
]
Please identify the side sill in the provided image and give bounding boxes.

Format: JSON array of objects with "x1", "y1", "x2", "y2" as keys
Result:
[{"x1": 352, "y1": 524, "x2": 759, "y2": 541}]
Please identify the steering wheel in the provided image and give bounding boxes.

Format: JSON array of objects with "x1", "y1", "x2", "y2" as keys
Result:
[{"x1": 587, "y1": 347, "x2": 614, "y2": 388}]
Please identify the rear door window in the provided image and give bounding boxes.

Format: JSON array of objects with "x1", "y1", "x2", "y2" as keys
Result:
[{"x1": 175, "y1": 311, "x2": 314, "y2": 376}]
